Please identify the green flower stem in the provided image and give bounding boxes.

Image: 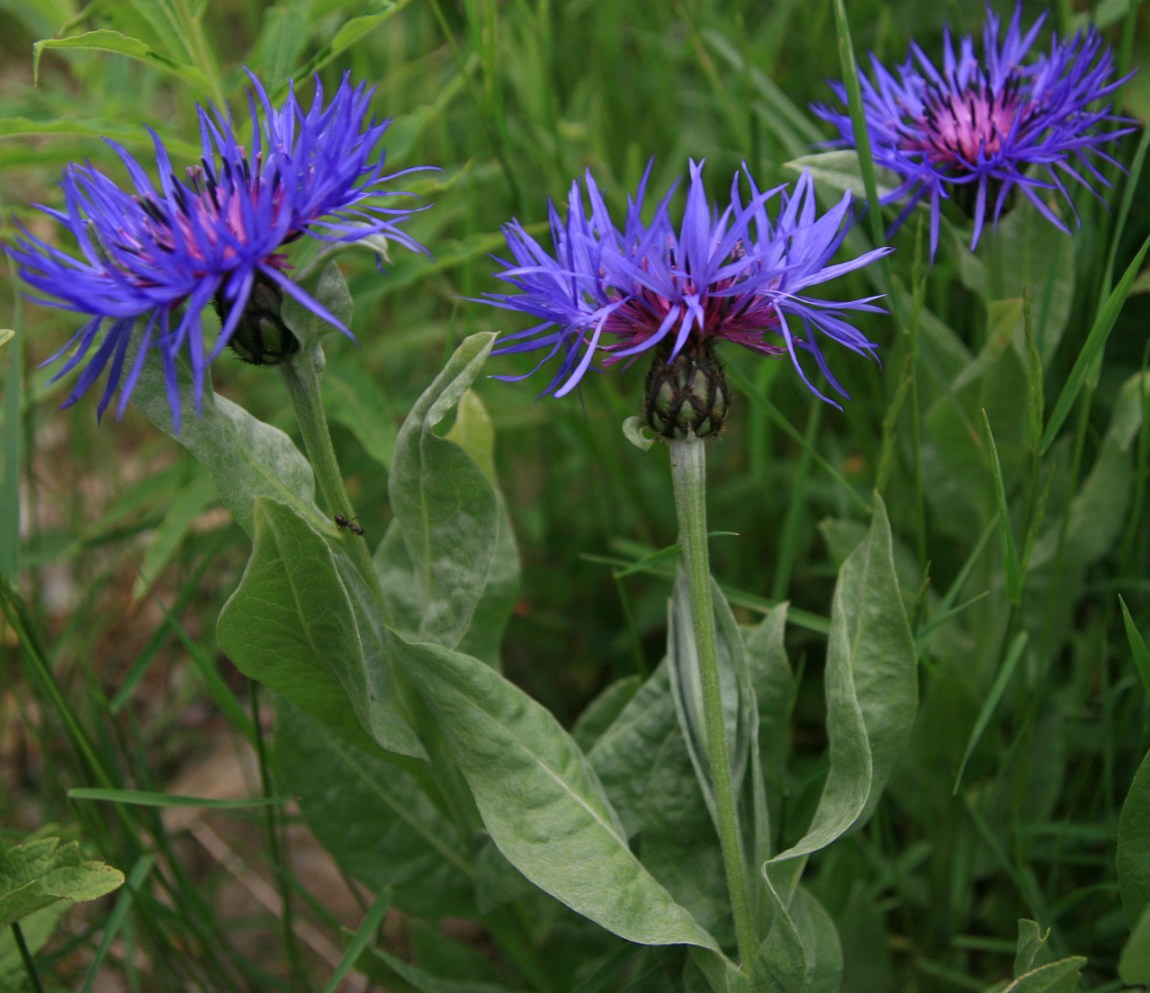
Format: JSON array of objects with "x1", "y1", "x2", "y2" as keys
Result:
[
  {"x1": 278, "y1": 344, "x2": 383, "y2": 602},
  {"x1": 668, "y1": 436, "x2": 758, "y2": 972}
]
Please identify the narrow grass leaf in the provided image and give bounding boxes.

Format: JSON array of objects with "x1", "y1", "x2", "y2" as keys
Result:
[
  {"x1": 953, "y1": 631, "x2": 1028, "y2": 794},
  {"x1": 131, "y1": 473, "x2": 217, "y2": 600},
  {"x1": 397, "y1": 636, "x2": 720, "y2": 951},
  {"x1": 324, "y1": 892, "x2": 392, "y2": 993},
  {"x1": 1120, "y1": 595, "x2": 1150, "y2": 702},
  {"x1": 0, "y1": 319, "x2": 20, "y2": 583},
  {"x1": 982, "y1": 411, "x2": 1024, "y2": 603},
  {"x1": 80, "y1": 855, "x2": 155, "y2": 993},
  {"x1": 1041, "y1": 233, "x2": 1150, "y2": 453},
  {"x1": 67, "y1": 789, "x2": 289, "y2": 809},
  {"x1": 829, "y1": 0, "x2": 885, "y2": 249}
]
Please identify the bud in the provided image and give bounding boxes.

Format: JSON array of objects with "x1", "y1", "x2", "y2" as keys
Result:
[
  {"x1": 216, "y1": 273, "x2": 300, "y2": 365},
  {"x1": 643, "y1": 337, "x2": 730, "y2": 440}
]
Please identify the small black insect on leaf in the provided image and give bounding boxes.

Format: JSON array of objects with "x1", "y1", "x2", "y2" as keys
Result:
[{"x1": 334, "y1": 514, "x2": 365, "y2": 536}]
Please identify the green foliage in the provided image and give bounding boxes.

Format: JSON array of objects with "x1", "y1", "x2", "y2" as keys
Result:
[
  {"x1": 0, "y1": 835, "x2": 123, "y2": 927},
  {"x1": 4, "y1": 0, "x2": 1149, "y2": 990}
]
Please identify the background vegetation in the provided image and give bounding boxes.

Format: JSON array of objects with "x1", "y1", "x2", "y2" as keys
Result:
[{"x1": 1, "y1": 0, "x2": 1149, "y2": 990}]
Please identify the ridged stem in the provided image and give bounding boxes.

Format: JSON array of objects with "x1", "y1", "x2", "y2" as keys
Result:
[{"x1": 668, "y1": 435, "x2": 758, "y2": 973}]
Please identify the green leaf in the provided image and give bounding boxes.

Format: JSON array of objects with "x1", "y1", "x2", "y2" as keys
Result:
[
  {"x1": 956, "y1": 202, "x2": 1075, "y2": 361},
  {"x1": 640, "y1": 715, "x2": 730, "y2": 944},
  {"x1": 67, "y1": 788, "x2": 288, "y2": 809},
  {"x1": 1025, "y1": 371, "x2": 1148, "y2": 655},
  {"x1": 1118, "y1": 749, "x2": 1150, "y2": 924},
  {"x1": 0, "y1": 903, "x2": 68, "y2": 989},
  {"x1": 445, "y1": 389, "x2": 520, "y2": 665},
  {"x1": 32, "y1": 29, "x2": 209, "y2": 88},
  {"x1": 274, "y1": 700, "x2": 472, "y2": 918},
  {"x1": 291, "y1": 0, "x2": 416, "y2": 85},
  {"x1": 251, "y1": 0, "x2": 312, "y2": 85},
  {"x1": 1041, "y1": 232, "x2": 1150, "y2": 452},
  {"x1": 281, "y1": 261, "x2": 354, "y2": 349},
  {"x1": 1000, "y1": 957, "x2": 1086, "y2": 993},
  {"x1": 667, "y1": 569, "x2": 752, "y2": 814},
  {"x1": 687, "y1": 947, "x2": 751, "y2": 993},
  {"x1": 324, "y1": 354, "x2": 398, "y2": 470},
  {"x1": 387, "y1": 333, "x2": 503, "y2": 649},
  {"x1": 744, "y1": 605, "x2": 794, "y2": 792},
  {"x1": 130, "y1": 346, "x2": 323, "y2": 540},
  {"x1": 771, "y1": 495, "x2": 917, "y2": 861},
  {"x1": 360, "y1": 945, "x2": 523, "y2": 993},
  {"x1": 0, "y1": 836, "x2": 123, "y2": 927},
  {"x1": 953, "y1": 632, "x2": 1028, "y2": 794},
  {"x1": 1119, "y1": 904, "x2": 1150, "y2": 986},
  {"x1": 0, "y1": 330, "x2": 13, "y2": 348},
  {"x1": 755, "y1": 881, "x2": 843, "y2": 993},
  {"x1": 983, "y1": 411, "x2": 1023, "y2": 604},
  {"x1": 217, "y1": 497, "x2": 423, "y2": 758},
  {"x1": 784, "y1": 150, "x2": 904, "y2": 201},
  {"x1": 1013, "y1": 920, "x2": 1051, "y2": 975},
  {"x1": 132, "y1": 473, "x2": 217, "y2": 600},
  {"x1": 588, "y1": 663, "x2": 678, "y2": 838},
  {"x1": 397, "y1": 636, "x2": 719, "y2": 951},
  {"x1": 1120, "y1": 595, "x2": 1150, "y2": 704},
  {"x1": 323, "y1": 892, "x2": 392, "y2": 993},
  {"x1": 572, "y1": 676, "x2": 642, "y2": 753}
]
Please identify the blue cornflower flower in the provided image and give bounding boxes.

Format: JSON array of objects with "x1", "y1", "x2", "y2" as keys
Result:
[
  {"x1": 10, "y1": 71, "x2": 431, "y2": 428},
  {"x1": 479, "y1": 160, "x2": 889, "y2": 431},
  {"x1": 813, "y1": 5, "x2": 1135, "y2": 259}
]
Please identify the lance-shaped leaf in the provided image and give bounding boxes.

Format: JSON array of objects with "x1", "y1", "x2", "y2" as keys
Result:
[
  {"x1": 274, "y1": 699, "x2": 471, "y2": 918},
  {"x1": 218, "y1": 497, "x2": 422, "y2": 759},
  {"x1": 772, "y1": 495, "x2": 917, "y2": 861},
  {"x1": 755, "y1": 498, "x2": 914, "y2": 990},
  {"x1": 131, "y1": 346, "x2": 321, "y2": 539},
  {"x1": 380, "y1": 382, "x2": 519, "y2": 667},
  {"x1": 1119, "y1": 749, "x2": 1150, "y2": 925},
  {"x1": 387, "y1": 333, "x2": 503, "y2": 649},
  {"x1": 396, "y1": 634, "x2": 720, "y2": 951},
  {"x1": 667, "y1": 569, "x2": 754, "y2": 822}
]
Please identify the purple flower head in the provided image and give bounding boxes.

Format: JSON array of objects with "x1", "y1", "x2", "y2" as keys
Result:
[
  {"x1": 10, "y1": 71, "x2": 432, "y2": 429},
  {"x1": 479, "y1": 160, "x2": 890, "y2": 409},
  {"x1": 813, "y1": 5, "x2": 1136, "y2": 259}
]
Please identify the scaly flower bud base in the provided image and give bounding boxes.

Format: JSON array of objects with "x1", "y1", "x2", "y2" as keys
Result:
[{"x1": 644, "y1": 338, "x2": 730, "y2": 440}]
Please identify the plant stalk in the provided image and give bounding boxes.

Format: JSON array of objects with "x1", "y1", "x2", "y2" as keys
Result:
[
  {"x1": 668, "y1": 436, "x2": 758, "y2": 972},
  {"x1": 278, "y1": 345, "x2": 386, "y2": 608}
]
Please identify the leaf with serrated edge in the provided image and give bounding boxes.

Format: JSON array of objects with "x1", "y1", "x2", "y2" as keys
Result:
[{"x1": 0, "y1": 837, "x2": 123, "y2": 927}]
